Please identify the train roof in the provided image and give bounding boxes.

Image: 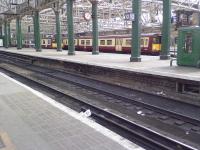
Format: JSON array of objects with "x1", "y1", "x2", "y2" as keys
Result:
[{"x1": 78, "y1": 33, "x2": 161, "y2": 39}]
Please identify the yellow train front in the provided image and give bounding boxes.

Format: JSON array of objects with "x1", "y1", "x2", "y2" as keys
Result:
[{"x1": 141, "y1": 33, "x2": 162, "y2": 55}]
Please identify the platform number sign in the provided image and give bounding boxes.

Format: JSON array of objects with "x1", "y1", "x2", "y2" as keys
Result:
[{"x1": 124, "y1": 13, "x2": 135, "y2": 21}]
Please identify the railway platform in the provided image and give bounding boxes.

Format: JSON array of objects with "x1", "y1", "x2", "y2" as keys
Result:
[
  {"x1": 0, "y1": 72, "x2": 142, "y2": 150},
  {"x1": 0, "y1": 48, "x2": 199, "y2": 81},
  {"x1": 0, "y1": 48, "x2": 200, "y2": 106}
]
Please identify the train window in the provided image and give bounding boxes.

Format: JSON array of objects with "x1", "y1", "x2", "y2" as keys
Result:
[
  {"x1": 144, "y1": 38, "x2": 149, "y2": 46},
  {"x1": 43, "y1": 40, "x2": 45, "y2": 44},
  {"x1": 81, "y1": 40, "x2": 85, "y2": 45},
  {"x1": 126, "y1": 39, "x2": 131, "y2": 46},
  {"x1": 140, "y1": 38, "x2": 144, "y2": 46},
  {"x1": 48, "y1": 39, "x2": 51, "y2": 44},
  {"x1": 100, "y1": 40, "x2": 105, "y2": 45},
  {"x1": 184, "y1": 33, "x2": 192, "y2": 53},
  {"x1": 86, "y1": 40, "x2": 90, "y2": 45},
  {"x1": 107, "y1": 40, "x2": 112, "y2": 45},
  {"x1": 153, "y1": 37, "x2": 161, "y2": 44}
]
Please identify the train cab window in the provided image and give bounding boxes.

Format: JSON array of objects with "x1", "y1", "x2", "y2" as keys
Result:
[
  {"x1": 81, "y1": 40, "x2": 85, "y2": 45},
  {"x1": 107, "y1": 40, "x2": 112, "y2": 45},
  {"x1": 100, "y1": 40, "x2": 105, "y2": 45},
  {"x1": 126, "y1": 39, "x2": 131, "y2": 46},
  {"x1": 86, "y1": 40, "x2": 90, "y2": 45},
  {"x1": 184, "y1": 33, "x2": 192, "y2": 53},
  {"x1": 153, "y1": 37, "x2": 161, "y2": 44}
]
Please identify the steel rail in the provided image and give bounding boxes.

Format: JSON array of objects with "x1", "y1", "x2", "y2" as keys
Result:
[
  {"x1": 0, "y1": 53, "x2": 199, "y2": 126},
  {"x1": 0, "y1": 65, "x2": 196, "y2": 150}
]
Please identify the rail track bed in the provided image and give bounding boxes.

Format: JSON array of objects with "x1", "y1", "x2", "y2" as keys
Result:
[{"x1": 0, "y1": 53, "x2": 199, "y2": 150}]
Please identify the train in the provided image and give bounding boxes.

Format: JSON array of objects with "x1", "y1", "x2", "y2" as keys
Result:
[{"x1": 20, "y1": 33, "x2": 162, "y2": 55}]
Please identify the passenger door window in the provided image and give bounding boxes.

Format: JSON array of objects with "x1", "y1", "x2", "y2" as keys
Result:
[
  {"x1": 140, "y1": 38, "x2": 144, "y2": 47},
  {"x1": 184, "y1": 33, "x2": 192, "y2": 53}
]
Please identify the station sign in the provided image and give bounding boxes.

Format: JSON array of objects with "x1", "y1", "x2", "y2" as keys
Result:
[{"x1": 124, "y1": 13, "x2": 135, "y2": 21}]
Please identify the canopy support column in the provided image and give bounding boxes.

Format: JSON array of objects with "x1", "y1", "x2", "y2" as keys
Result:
[
  {"x1": 160, "y1": 0, "x2": 171, "y2": 60},
  {"x1": 34, "y1": 10, "x2": 41, "y2": 52},
  {"x1": 91, "y1": 1, "x2": 99, "y2": 55},
  {"x1": 16, "y1": 16, "x2": 22, "y2": 49},
  {"x1": 67, "y1": 0, "x2": 75, "y2": 55},
  {"x1": 130, "y1": 0, "x2": 141, "y2": 62},
  {"x1": 4, "y1": 21, "x2": 8, "y2": 48}
]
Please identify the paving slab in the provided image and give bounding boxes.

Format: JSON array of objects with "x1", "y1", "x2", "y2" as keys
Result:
[{"x1": 0, "y1": 72, "x2": 142, "y2": 150}]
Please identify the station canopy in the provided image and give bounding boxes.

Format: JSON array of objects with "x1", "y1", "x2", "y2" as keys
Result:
[{"x1": 0, "y1": 0, "x2": 200, "y2": 33}]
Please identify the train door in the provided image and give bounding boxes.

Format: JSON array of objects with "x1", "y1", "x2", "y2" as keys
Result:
[
  {"x1": 79, "y1": 39, "x2": 85, "y2": 50},
  {"x1": 115, "y1": 38, "x2": 123, "y2": 51}
]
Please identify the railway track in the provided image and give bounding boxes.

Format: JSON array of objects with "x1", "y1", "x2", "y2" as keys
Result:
[{"x1": 0, "y1": 53, "x2": 199, "y2": 150}]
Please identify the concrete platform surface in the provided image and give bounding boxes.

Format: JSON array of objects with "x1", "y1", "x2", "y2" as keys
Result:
[
  {"x1": 1, "y1": 48, "x2": 200, "y2": 81},
  {"x1": 0, "y1": 72, "x2": 142, "y2": 150}
]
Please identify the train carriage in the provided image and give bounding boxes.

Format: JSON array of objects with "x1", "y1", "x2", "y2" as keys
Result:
[
  {"x1": 32, "y1": 33, "x2": 162, "y2": 55},
  {"x1": 74, "y1": 33, "x2": 161, "y2": 55}
]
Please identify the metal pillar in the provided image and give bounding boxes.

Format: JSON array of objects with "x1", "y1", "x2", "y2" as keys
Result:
[
  {"x1": 34, "y1": 10, "x2": 41, "y2": 52},
  {"x1": 160, "y1": 0, "x2": 171, "y2": 60},
  {"x1": 130, "y1": 0, "x2": 141, "y2": 62},
  {"x1": 67, "y1": 0, "x2": 75, "y2": 55},
  {"x1": 91, "y1": 1, "x2": 99, "y2": 55},
  {"x1": 4, "y1": 21, "x2": 8, "y2": 48},
  {"x1": 33, "y1": 16, "x2": 36, "y2": 48},
  {"x1": 7, "y1": 22, "x2": 11, "y2": 47},
  {"x1": 0, "y1": 25, "x2": 2, "y2": 36},
  {"x1": 198, "y1": 13, "x2": 200, "y2": 26},
  {"x1": 55, "y1": 11, "x2": 62, "y2": 51},
  {"x1": 16, "y1": 16, "x2": 22, "y2": 49}
]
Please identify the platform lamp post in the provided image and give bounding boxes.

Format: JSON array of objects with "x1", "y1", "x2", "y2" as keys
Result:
[
  {"x1": 130, "y1": 0, "x2": 141, "y2": 62},
  {"x1": 89, "y1": 0, "x2": 100, "y2": 55},
  {"x1": 160, "y1": 0, "x2": 171, "y2": 60},
  {"x1": 67, "y1": 0, "x2": 75, "y2": 55},
  {"x1": 53, "y1": 2, "x2": 62, "y2": 52}
]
